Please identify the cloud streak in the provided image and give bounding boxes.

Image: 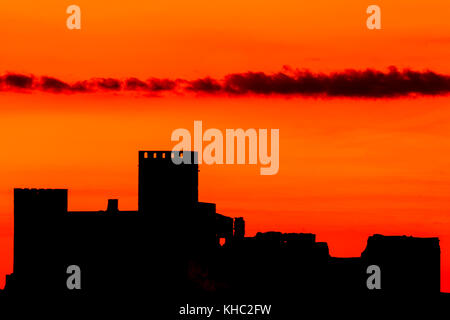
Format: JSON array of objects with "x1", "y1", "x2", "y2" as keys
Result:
[{"x1": 1, "y1": 67, "x2": 450, "y2": 98}]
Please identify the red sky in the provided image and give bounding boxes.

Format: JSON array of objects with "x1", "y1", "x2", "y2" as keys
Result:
[{"x1": 1, "y1": 0, "x2": 450, "y2": 291}]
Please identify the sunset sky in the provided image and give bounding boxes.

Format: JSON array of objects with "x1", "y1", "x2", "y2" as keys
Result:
[{"x1": 1, "y1": 0, "x2": 450, "y2": 291}]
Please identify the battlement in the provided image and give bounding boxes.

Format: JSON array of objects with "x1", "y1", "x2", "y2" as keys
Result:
[
  {"x1": 139, "y1": 151, "x2": 198, "y2": 164},
  {"x1": 366, "y1": 234, "x2": 440, "y2": 248},
  {"x1": 14, "y1": 188, "x2": 67, "y2": 193},
  {"x1": 14, "y1": 188, "x2": 68, "y2": 213}
]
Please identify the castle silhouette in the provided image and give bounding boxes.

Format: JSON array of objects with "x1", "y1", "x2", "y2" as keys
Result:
[{"x1": 0, "y1": 151, "x2": 443, "y2": 304}]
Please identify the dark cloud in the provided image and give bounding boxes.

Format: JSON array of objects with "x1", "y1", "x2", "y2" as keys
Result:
[
  {"x1": 70, "y1": 81, "x2": 92, "y2": 93},
  {"x1": 185, "y1": 77, "x2": 222, "y2": 93},
  {"x1": 125, "y1": 78, "x2": 149, "y2": 91},
  {"x1": 1, "y1": 67, "x2": 450, "y2": 98},
  {"x1": 2, "y1": 74, "x2": 34, "y2": 89},
  {"x1": 147, "y1": 78, "x2": 177, "y2": 91},
  {"x1": 223, "y1": 72, "x2": 302, "y2": 95},
  {"x1": 40, "y1": 76, "x2": 71, "y2": 92},
  {"x1": 125, "y1": 78, "x2": 177, "y2": 91},
  {"x1": 222, "y1": 67, "x2": 450, "y2": 97},
  {"x1": 94, "y1": 78, "x2": 122, "y2": 91}
]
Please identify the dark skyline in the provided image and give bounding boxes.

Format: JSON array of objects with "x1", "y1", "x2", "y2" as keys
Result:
[{"x1": 1, "y1": 151, "x2": 442, "y2": 300}]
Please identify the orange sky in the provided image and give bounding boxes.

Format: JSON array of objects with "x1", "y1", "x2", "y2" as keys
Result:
[
  {"x1": 1, "y1": 0, "x2": 450, "y2": 291},
  {"x1": 1, "y1": 0, "x2": 450, "y2": 77}
]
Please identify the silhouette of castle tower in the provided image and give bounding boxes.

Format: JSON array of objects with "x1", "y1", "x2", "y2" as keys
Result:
[
  {"x1": 10, "y1": 189, "x2": 68, "y2": 293},
  {"x1": 138, "y1": 151, "x2": 198, "y2": 214}
]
